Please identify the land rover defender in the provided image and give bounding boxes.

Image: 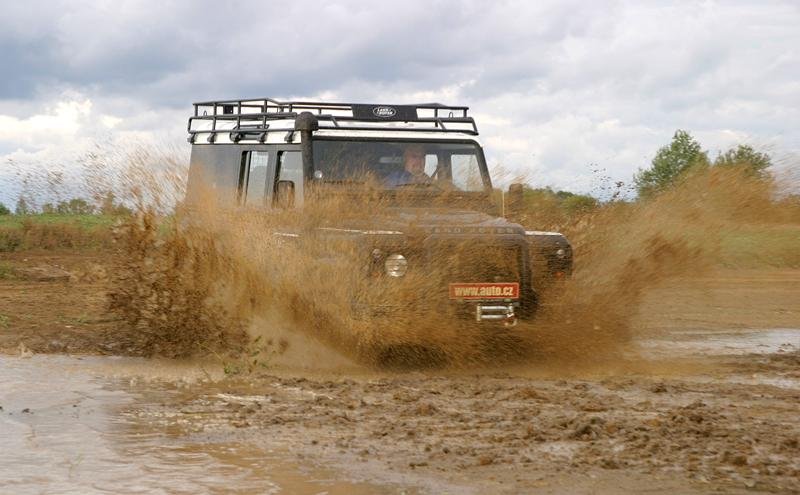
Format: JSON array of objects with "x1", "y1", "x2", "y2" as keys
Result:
[{"x1": 185, "y1": 98, "x2": 572, "y2": 327}]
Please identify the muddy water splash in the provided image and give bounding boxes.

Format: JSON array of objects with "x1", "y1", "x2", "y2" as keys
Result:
[
  {"x1": 523, "y1": 166, "x2": 799, "y2": 364},
  {"x1": 108, "y1": 165, "x2": 798, "y2": 367},
  {"x1": 108, "y1": 212, "x2": 251, "y2": 358}
]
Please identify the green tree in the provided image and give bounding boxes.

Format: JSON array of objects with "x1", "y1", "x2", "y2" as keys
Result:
[
  {"x1": 0, "y1": 203, "x2": 10, "y2": 215},
  {"x1": 714, "y1": 144, "x2": 771, "y2": 178},
  {"x1": 634, "y1": 130, "x2": 709, "y2": 197}
]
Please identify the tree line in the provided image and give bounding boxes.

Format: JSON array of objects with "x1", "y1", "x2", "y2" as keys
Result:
[
  {"x1": 0, "y1": 132, "x2": 776, "y2": 217},
  {"x1": 0, "y1": 191, "x2": 131, "y2": 216},
  {"x1": 634, "y1": 130, "x2": 772, "y2": 197},
  {"x1": 517, "y1": 130, "x2": 773, "y2": 214}
]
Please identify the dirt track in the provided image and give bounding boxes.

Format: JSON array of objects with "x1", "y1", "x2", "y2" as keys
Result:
[{"x1": 1, "y1": 251, "x2": 799, "y2": 493}]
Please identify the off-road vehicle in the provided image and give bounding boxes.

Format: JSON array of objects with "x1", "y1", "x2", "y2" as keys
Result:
[{"x1": 185, "y1": 98, "x2": 572, "y2": 327}]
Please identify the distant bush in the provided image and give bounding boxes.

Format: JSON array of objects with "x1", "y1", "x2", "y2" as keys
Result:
[
  {"x1": 97, "y1": 191, "x2": 133, "y2": 216},
  {"x1": 512, "y1": 186, "x2": 600, "y2": 231},
  {"x1": 559, "y1": 192, "x2": 599, "y2": 215},
  {"x1": 13, "y1": 192, "x2": 132, "y2": 216},
  {"x1": 41, "y1": 198, "x2": 97, "y2": 215},
  {"x1": 0, "y1": 203, "x2": 10, "y2": 215}
]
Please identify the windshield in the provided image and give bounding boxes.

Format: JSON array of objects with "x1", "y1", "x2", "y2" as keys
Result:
[{"x1": 312, "y1": 140, "x2": 490, "y2": 192}]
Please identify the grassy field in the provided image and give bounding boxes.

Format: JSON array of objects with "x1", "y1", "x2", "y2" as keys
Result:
[
  {"x1": 0, "y1": 214, "x2": 118, "y2": 229},
  {"x1": 0, "y1": 214, "x2": 118, "y2": 252},
  {"x1": 718, "y1": 223, "x2": 800, "y2": 268},
  {"x1": 1, "y1": 211, "x2": 799, "y2": 268}
]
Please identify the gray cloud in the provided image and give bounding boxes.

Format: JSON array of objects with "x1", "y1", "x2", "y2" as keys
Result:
[
  {"x1": 1, "y1": 0, "x2": 597, "y2": 104},
  {"x1": 0, "y1": 0, "x2": 798, "y2": 207},
  {"x1": 0, "y1": 37, "x2": 59, "y2": 99}
]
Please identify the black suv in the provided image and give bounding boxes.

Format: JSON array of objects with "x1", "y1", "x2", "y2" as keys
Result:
[{"x1": 185, "y1": 99, "x2": 572, "y2": 326}]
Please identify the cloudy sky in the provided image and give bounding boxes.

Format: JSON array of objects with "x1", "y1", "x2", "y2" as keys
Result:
[{"x1": 1, "y1": 0, "x2": 798, "y2": 207}]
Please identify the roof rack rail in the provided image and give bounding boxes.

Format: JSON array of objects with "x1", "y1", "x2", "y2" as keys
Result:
[{"x1": 187, "y1": 98, "x2": 479, "y2": 143}]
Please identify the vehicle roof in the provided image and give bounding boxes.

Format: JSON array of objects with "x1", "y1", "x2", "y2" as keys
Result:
[
  {"x1": 187, "y1": 98, "x2": 482, "y2": 145},
  {"x1": 189, "y1": 118, "x2": 482, "y2": 145}
]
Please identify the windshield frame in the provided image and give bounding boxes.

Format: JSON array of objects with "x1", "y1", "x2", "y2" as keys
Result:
[{"x1": 310, "y1": 136, "x2": 494, "y2": 193}]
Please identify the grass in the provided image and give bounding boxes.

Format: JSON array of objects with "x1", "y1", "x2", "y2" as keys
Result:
[
  {"x1": 671, "y1": 223, "x2": 800, "y2": 269},
  {"x1": 718, "y1": 224, "x2": 800, "y2": 269},
  {"x1": 0, "y1": 214, "x2": 119, "y2": 252},
  {"x1": 0, "y1": 214, "x2": 118, "y2": 229},
  {"x1": 1, "y1": 211, "x2": 798, "y2": 268}
]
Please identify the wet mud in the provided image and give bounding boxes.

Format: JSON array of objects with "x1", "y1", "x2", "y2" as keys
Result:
[
  {"x1": 0, "y1": 355, "x2": 414, "y2": 494},
  {"x1": 3, "y1": 328, "x2": 797, "y2": 494}
]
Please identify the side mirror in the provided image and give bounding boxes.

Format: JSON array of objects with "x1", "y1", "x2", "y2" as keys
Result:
[
  {"x1": 275, "y1": 180, "x2": 295, "y2": 209},
  {"x1": 507, "y1": 183, "x2": 524, "y2": 214}
]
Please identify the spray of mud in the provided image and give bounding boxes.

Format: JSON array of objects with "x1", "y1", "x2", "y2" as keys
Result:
[
  {"x1": 529, "y1": 166, "x2": 799, "y2": 362},
  {"x1": 105, "y1": 161, "x2": 797, "y2": 369}
]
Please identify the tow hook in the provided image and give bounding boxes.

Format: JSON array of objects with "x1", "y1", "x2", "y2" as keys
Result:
[{"x1": 476, "y1": 304, "x2": 517, "y2": 327}]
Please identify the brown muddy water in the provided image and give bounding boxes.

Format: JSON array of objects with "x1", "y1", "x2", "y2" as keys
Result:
[
  {"x1": 2, "y1": 327, "x2": 798, "y2": 494},
  {"x1": 0, "y1": 355, "x2": 413, "y2": 494}
]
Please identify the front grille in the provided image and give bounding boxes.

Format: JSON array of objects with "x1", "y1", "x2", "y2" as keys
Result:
[{"x1": 426, "y1": 239, "x2": 522, "y2": 285}]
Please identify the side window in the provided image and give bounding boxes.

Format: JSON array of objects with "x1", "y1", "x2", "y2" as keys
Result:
[
  {"x1": 238, "y1": 151, "x2": 269, "y2": 206},
  {"x1": 276, "y1": 151, "x2": 304, "y2": 207}
]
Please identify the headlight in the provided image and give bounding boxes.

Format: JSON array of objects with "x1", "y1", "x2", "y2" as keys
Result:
[
  {"x1": 555, "y1": 248, "x2": 566, "y2": 259},
  {"x1": 384, "y1": 254, "x2": 408, "y2": 277}
]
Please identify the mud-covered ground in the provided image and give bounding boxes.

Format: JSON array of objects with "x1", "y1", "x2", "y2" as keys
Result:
[
  {"x1": 0, "y1": 251, "x2": 116, "y2": 354},
  {"x1": 1, "y1": 250, "x2": 799, "y2": 493},
  {"x1": 138, "y1": 348, "x2": 799, "y2": 494}
]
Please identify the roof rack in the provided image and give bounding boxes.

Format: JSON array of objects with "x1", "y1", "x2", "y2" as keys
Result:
[{"x1": 187, "y1": 98, "x2": 479, "y2": 143}]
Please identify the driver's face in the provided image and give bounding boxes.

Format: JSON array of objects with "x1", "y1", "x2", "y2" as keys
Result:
[{"x1": 404, "y1": 148, "x2": 425, "y2": 175}]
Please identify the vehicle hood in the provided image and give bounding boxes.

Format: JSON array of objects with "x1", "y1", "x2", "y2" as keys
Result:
[{"x1": 335, "y1": 207, "x2": 527, "y2": 236}]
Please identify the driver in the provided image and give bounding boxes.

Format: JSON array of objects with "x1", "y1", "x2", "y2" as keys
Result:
[{"x1": 384, "y1": 144, "x2": 431, "y2": 187}]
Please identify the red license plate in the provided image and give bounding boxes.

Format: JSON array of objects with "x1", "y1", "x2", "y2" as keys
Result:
[{"x1": 449, "y1": 282, "x2": 519, "y2": 300}]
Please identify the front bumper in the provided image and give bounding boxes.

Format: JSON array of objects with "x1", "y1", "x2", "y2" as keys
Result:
[{"x1": 356, "y1": 233, "x2": 536, "y2": 324}]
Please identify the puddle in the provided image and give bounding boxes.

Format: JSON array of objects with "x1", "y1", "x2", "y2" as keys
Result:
[
  {"x1": 637, "y1": 328, "x2": 800, "y2": 357},
  {"x1": 635, "y1": 328, "x2": 800, "y2": 390},
  {"x1": 695, "y1": 373, "x2": 800, "y2": 390},
  {"x1": 3, "y1": 328, "x2": 798, "y2": 493},
  {"x1": 0, "y1": 354, "x2": 410, "y2": 494}
]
